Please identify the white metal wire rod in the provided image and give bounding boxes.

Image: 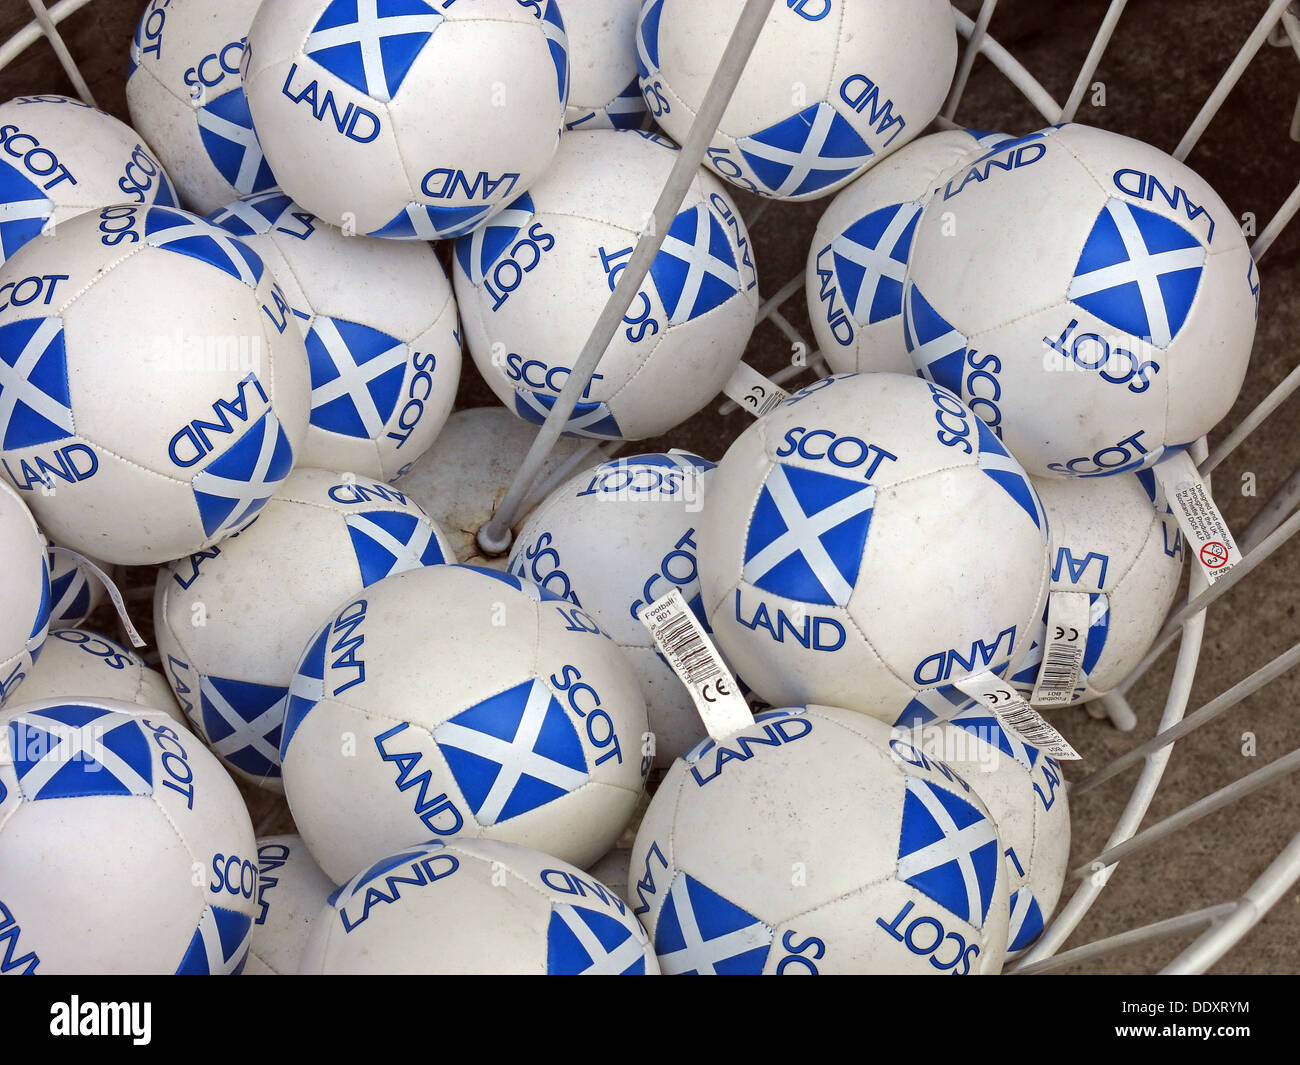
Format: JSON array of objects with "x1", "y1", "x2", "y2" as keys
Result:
[
  {"x1": 0, "y1": 0, "x2": 93, "y2": 72},
  {"x1": 744, "y1": 198, "x2": 773, "y2": 233},
  {"x1": 1200, "y1": 361, "x2": 1300, "y2": 476},
  {"x1": 1019, "y1": 501, "x2": 1209, "y2": 964},
  {"x1": 475, "y1": 0, "x2": 777, "y2": 555},
  {"x1": 25, "y1": 0, "x2": 96, "y2": 107},
  {"x1": 1174, "y1": 0, "x2": 1293, "y2": 161},
  {"x1": 1058, "y1": 0, "x2": 1130, "y2": 123},
  {"x1": 951, "y1": 9, "x2": 1063, "y2": 125},
  {"x1": 1240, "y1": 465, "x2": 1300, "y2": 553},
  {"x1": 1163, "y1": 827, "x2": 1300, "y2": 973},
  {"x1": 1012, "y1": 903, "x2": 1236, "y2": 976},
  {"x1": 756, "y1": 273, "x2": 804, "y2": 324},
  {"x1": 942, "y1": 0, "x2": 998, "y2": 121},
  {"x1": 1074, "y1": 641, "x2": 1300, "y2": 797},
  {"x1": 1250, "y1": 169, "x2": 1300, "y2": 260},
  {"x1": 1097, "y1": 690, "x2": 1138, "y2": 732},
  {"x1": 1072, "y1": 747, "x2": 1300, "y2": 877}
]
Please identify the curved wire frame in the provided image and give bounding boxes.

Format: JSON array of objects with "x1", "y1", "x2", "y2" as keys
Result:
[{"x1": 5, "y1": 0, "x2": 1300, "y2": 972}]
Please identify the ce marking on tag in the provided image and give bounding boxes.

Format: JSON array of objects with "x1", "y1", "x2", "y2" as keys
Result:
[
  {"x1": 984, "y1": 687, "x2": 1016, "y2": 705},
  {"x1": 702, "y1": 678, "x2": 734, "y2": 702},
  {"x1": 742, "y1": 386, "x2": 768, "y2": 410},
  {"x1": 1054, "y1": 626, "x2": 1080, "y2": 641}
]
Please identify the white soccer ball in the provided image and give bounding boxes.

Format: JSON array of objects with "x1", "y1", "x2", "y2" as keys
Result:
[
  {"x1": 455, "y1": 130, "x2": 758, "y2": 441},
  {"x1": 0, "y1": 698, "x2": 257, "y2": 973},
  {"x1": 393, "y1": 407, "x2": 607, "y2": 567},
  {"x1": 45, "y1": 543, "x2": 107, "y2": 628},
  {"x1": 14, "y1": 628, "x2": 187, "y2": 729},
  {"x1": 246, "y1": 833, "x2": 335, "y2": 975},
  {"x1": 301, "y1": 837, "x2": 656, "y2": 974},
  {"x1": 154, "y1": 466, "x2": 454, "y2": 789},
  {"x1": 127, "y1": 0, "x2": 275, "y2": 214},
  {"x1": 913, "y1": 704, "x2": 1070, "y2": 955},
  {"x1": 0, "y1": 94, "x2": 176, "y2": 267},
  {"x1": 630, "y1": 706, "x2": 1009, "y2": 974},
  {"x1": 0, "y1": 204, "x2": 311, "y2": 565},
  {"x1": 244, "y1": 0, "x2": 569, "y2": 239},
  {"x1": 807, "y1": 129, "x2": 1010, "y2": 375},
  {"x1": 564, "y1": 0, "x2": 651, "y2": 132},
  {"x1": 208, "y1": 190, "x2": 461, "y2": 480},
  {"x1": 1009, "y1": 470, "x2": 1184, "y2": 704},
  {"x1": 637, "y1": 0, "x2": 957, "y2": 200},
  {"x1": 0, "y1": 479, "x2": 49, "y2": 709},
  {"x1": 588, "y1": 847, "x2": 633, "y2": 905},
  {"x1": 508, "y1": 451, "x2": 716, "y2": 765},
  {"x1": 698, "y1": 373, "x2": 1051, "y2": 717},
  {"x1": 904, "y1": 123, "x2": 1259, "y2": 478},
  {"x1": 279, "y1": 564, "x2": 649, "y2": 882}
]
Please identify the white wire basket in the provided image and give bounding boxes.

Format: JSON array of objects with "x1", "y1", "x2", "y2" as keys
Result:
[{"x1": 4, "y1": 0, "x2": 1299, "y2": 975}]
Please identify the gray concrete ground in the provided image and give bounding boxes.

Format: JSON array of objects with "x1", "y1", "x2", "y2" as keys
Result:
[{"x1": 1, "y1": 0, "x2": 1297, "y2": 973}]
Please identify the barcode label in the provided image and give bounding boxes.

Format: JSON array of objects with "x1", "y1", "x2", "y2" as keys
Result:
[
  {"x1": 1030, "y1": 591, "x2": 1091, "y2": 706},
  {"x1": 954, "y1": 670, "x2": 1081, "y2": 761},
  {"x1": 48, "y1": 545, "x2": 146, "y2": 648},
  {"x1": 639, "y1": 588, "x2": 753, "y2": 740},
  {"x1": 654, "y1": 613, "x2": 718, "y2": 686},
  {"x1": 1153, "y1": 450, "x2": 1242, "y2": 585},
  {"x1": 722, "y1": 362, "x2": 789, "y2": 419}
]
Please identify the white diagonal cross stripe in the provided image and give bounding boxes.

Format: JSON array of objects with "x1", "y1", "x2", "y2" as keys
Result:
[
  {"x1": 0, "y1": 317, "x2": 73, "y2": 442},
  {"x1": 397, "y1": 203, "x2": 488, "y2": 240},
  {"x1": 553, "y1": 906, "x2": 645, "y2": 975},
  {"x1": 978, "y1": 446, "x2": 1045, "y2": 533},
  {"x1": 740, "y1": 105, "x2": 873, "y2": 198},
  {"x1": 51, "y1": 569, "x2": 88, "y2": 623},
  {"x1": 1068, "y1": 200, "x2": 1205, "y2": 348},
  {"x1": 1090, "y1": 594, "x2": 1110, "y2": 629},
  {"x1": 212, "y1": 196, "x2": 280, "y2": 236},
  {"x1": 635, "y1": 2, "x2": 658, "y2": 76},
  {"x1": 460, "y1": 201, "x2": 533, "y2": 285},
  {"x1": 146, "y1": 219, "x2": 259, "y2": 287},
  {"x1": 606, "y1": 87, "x2": 647, "y2": 121},
  {"x1": 538, "y1": 6, "x2": 566, "y2": 66},
  {"x1": 905, "y1": 288, "x2": 967, "y2": 372},
  {"x1": 743, "y1": 465, "x2": 874, "y2": 606},
  {"x1": 1007, "y1": 889, "x2": 1036, "y2": 946},
  {"x1": 195, "y1": 105, "x2": 267, "y2": 194},
  {"x1": 192, "y1": 414, "x2": 285, "y2": 533},
  {"x1": 434, "y1": 681, "x2": 587, "y2": 826},
  {"x1": 516, "y1": 391, "x2": 614, "y2": 437},
  {"x1": 346, "y1": 512, "x2": 437, "y2": 573},
  {"x1": 657, "y1": 876, "x2": 772, "y2": 975},
  {"x1": 657, "y1": 208, "x2": 740, "y2": 327},
  {"x1": 13, "y1": 711, "x2": 151, "y2": 797},
  {"x1": 195, "y1": 907, "x2": 250, "y2": 973},
  {"x1": 309, "y1": 319, "x2": 408, "y2": 437},
  {"x1": 306, "y1": 0, "x2": 444, "y2": 103},
  {"x1": 832, "y1": 205, "x2": 917, "y2": 323},
  {"x1": 906, "y1": 687, "x2": 968, "y2": 725},
  {"x1": 897, "y1": 778, "x2": 997, "y2": 926},
  {"x1": 0, "y1": 195, "x2": 53, "y2": 260},
  {"x1": 198, "y1": 677, "x2": 283, "y2": 765}
]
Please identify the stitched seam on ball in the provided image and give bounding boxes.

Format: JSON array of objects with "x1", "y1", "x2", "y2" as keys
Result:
[
  {"x1": 825, "y1": 0, "x2": 845, "y2": 103},
  {"x1": 130, "y1": 54, "x2": 186, "y2": 108},
  {"x1": 51, "y1": 244, "x2": 149, "y2": 315},
  {"x1": 1109, "y1": 510, "x2": 1163, "y2": 591}
]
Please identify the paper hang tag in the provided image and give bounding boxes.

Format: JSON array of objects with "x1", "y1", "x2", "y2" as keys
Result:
[
  {"x1": 954, "y1": 670, "x2": 1081, "y2": 761},
  {"x1": 638, "y1": 588, "x2": 753, "y2": 741},
  {"x1": 48, "y1": 546, "x2": 146, "y2": 648},
  {"x1": 722, "y1": 362, "x2": 789, "y2": 419},
  {"x1": 1152, "y1": 451, "x2": 1242, "y2": 584},
  {"x1": 1030, "y1": 591, "x2": 1092, "y2": 707}
]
